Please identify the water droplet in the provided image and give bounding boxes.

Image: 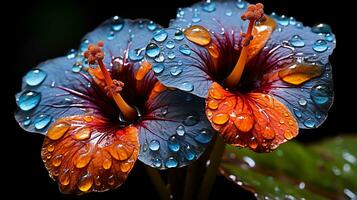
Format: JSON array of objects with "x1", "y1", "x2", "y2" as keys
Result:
[
  {"x1": 166, "y1": 40, "x2": 175, "y2": 49},
  {"x1": 165, "y1": 157, "x2": 178, "y2": 168},
  {"x1": 289, "y1": 35, "x2": 305, "y2": 47},
  {"x1": 17, "y1": 91, "x2": 41, "y2": 111},
  {"x1": 225, "y1": 9, "x2": 233, "y2": 16},
  {"x1": 153, "y1": 29, "x2": 168, "y2": 42},
  {"x1": 52, "y1": 154, "x2": 63, "y2": 167},
  {"x1": 73, "y1": 127, "x2": 91, "y2": 140},
  {"x1": 304, "y1": 118, "x2": 316, "y2": 128},
  {"x1": 178, "y1": 82, "x2": 194, "y2": 92},
  {"x1": 72, "y1": 62, "x2": 82, "y2": 73},
  {"x1": 212, "y1": 113, "x2": 229, "y2": 125},
  {"x1": 179, "y1": 44, "x2": 191, "y2": 55},
  {"x1": 66, "y1": 49, "x2": 77, "y2": 59},
  {"x1": 78, "y1": 173, "x2": 93, "y2": 192},
  {"x1": 325, "y1": 33, "x2": 334, "y2": 42},
  {"x1": 183, "y1": 114, "x2": 199, "y2": 126},
  {"x1": 277, "y1": 15, "x2": 289, "y2": 26},
  {"x1": 152, "y1": 158, "x2": 162, "y2": 168},
  {"x1": 243, "y1": 156, "x2": 256, "y2": 167},
  {"x1": 311, "y1": 23, "x2": 331, "y2": 34},
  {"x1": 192, "y1": 13, "x2": 201, "y2": 23},
  {"x1": 184, "y1": 25, "x2": 211, "y2": 46},
  {"x1": 80, "y1": 39, "x2": 90, "y2": 52},
  {"x1": 233, "y1": 114, "x2": 254, "y2": 132},
  {"x1": 310, "y1": 84, "x2": 331, "y2": 105},
  {"x1": 168, "y1": 136, "x2": 180, "y2": 152},
  {"x1": 23, "y1": 117, "x2": 31, "y2": 126},
  {"x1": 184, "y1": 145, "x2": 196, "y2": 161},
  {"x1": 202, "y1": 1, "x2": 216, "y2": 12},
  {"x1": 107, "y1": 31, "x2": 116, "y2": 40},
  {"x1": 278, "y1": 61, "x2": 323, "y2": 85},
  {"x1": 170, "y1": 66, "x2": 183, "y2": 76},
  {"x1": 296, "y1": 22, "x2": 303, "y2": 29},
  {"x1": 152, "y1": 63, "x2": 165, "y2": 74},
  {"x1": 147, "y1": 21, "x2": 157, "y2": 31},
  {"x1": 149, "y1": 140, "x2": 160, "y2": 151},
  {"x1": 111, "y1": 16, "x2": 124, "y2": 32},
  {"x1": 284, "y1": 130, "x2": 295, "y2": 140},
  {"x1": 194, "y1": 129, "x2": 213, "y2": 144},
  {"x1": 176, "y1": 125, "x2": 185, "y2": 136},
  {"x1": 48, "y1": 122, "x2": 70, "y2": 140},
  {"x1": 174, "y1": 29, "x2": 185, "y2": 41},
  {"x1": 293, "y1": 108, "x2": 302, "y2": 118},
  {"x1": 59, "y1": 169, "x2": 70, "y2": 186},
  {"x1": 155, "y1": 53, "x2": 165, "y2": 62},
  {"x1": 34, "y1": 114, "x2": 52, "y2": 130},
  {"x1": 167, "y1": 51, "x2": 176, "y2": 59},
  {"x1": 102, "y1": 158, "x2": 112, "y2": 170},
  {"x1": 262, "y1": 126, "x2": 276, "y2": 140},
  {"x1": 312, "y1": 39, "x2": 328, "y2": 52},
  {"x1": 146, "y1": 43, "x2": 160, "y2": 58},
  {"x1": 249, "y1": 137, "x2": 258, "y2": 149},
  {"x1": 207, "y1": 99, "x2": 218, "y2": 109},
  {"x1": 289, "y1": 17, "x2": 296, "y2": 25},
  {"x1": 298, "y1": 98, "x2": 307, "y2": 106},
  {"x1": 236, "y1": 0, "x2": 246, "y2": 9},
  {"x1": 129, "y1": 48, "x2": 144, "y2": 61},
  {"x1": 24, "y1": 69, "x2": 47, "y2": 86}
]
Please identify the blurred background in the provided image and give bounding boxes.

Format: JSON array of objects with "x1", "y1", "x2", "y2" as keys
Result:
[{"x1": 3, "y1": 0, "x2": 351, "y2": 199}]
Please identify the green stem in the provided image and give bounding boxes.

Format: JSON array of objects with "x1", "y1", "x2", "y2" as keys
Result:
[
  {"x1": 183, "y1": 161, "x2": 199, "y2": 200},
  {"x1": 197, "y1": 136, "x2": 226, "y2": 200},
  {"x1": 145, "y1": 165, "x2": 171, "y2": 200}
]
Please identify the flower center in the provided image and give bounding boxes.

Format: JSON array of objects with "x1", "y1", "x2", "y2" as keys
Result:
[
  {"x1": 225, "y1": 3, "x2": 266, "y2": 89},
  {"x1": 84, "y1": 41, "x2": 138, "y2": 121}
]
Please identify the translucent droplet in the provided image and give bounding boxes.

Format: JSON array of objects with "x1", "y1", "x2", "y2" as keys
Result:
[
  {"x1": 325, "y1": 33, "x2": 334, "y2": 42},
  {"x1": 278, "y1": 62, "x2": 323, "y2": 85},
  {"x1": 293, "y1": 108, "x2": 302, "y2": 118},
  {"x1": 184, "y1": 25, "x2": 211, "y2": 46},
  {"x1": 296, "y1": 22, "x2": 303, "y2": 29},
  {"x1": 277, "y1": 15, "x2": 289, "y2": 26},
  {"x1": 149, "y1": 140, "x2": 160, "y2": 151},
  {"x1": 166, "y1": 40, "x2": 175, "y2": 49},
  {"x1": 23, "y1": 117, "x2": 31, "y2": 126},
  {"x1": 78, "y1": 173, "x2": 93, "y2": 192},
  {"x1": 107, "y1": 31, "x2": 116, "y2": 40},
  {"x1": 176, "y1": 125, "x2": 185, "y2": 136},
  {"x1": 168, "y1": 136, "x2": 180, "y2": 152},
  {"x1": 310, "y1": 84, "x2": 331, "y2": 105},
  {"x1": 80, "y1": 39, "x2": 90, "y2": 52},
  {"x1": 304, "y1": 118, "x2": 316, "y2": 128},
  {"x1": 152, "y1": 63, "x2": 165, "y2": 74},
  {"x1": 128, "y1": 48, "x2": 144, "y2": 61},
  {"x1": 146, "y1": 43, "x2": 160, "y2": 58},
  {"x1": 289, "y1": 17, "x2": 296, "y2": 25},
  {"x1": 225, "y1": 9, "x2": 233, "y2": 16},
  {"x1": 34, "y1": 114, "x2": 52, "y2": 130},
  {"x1": 183, "y1": 115, "x2": 199, "y2": 126},
  {"x1": 178, "y1": 82, "x2": 194, "y2": 92},
  {"x1": 147, "y1": 21, "x2": 157, "y2": 31},
  {"x1": 202, "y1": 1, "x2": 216, "y2": 12},
  {"x1": 236, "y1": 0, "x2": 246, "y2": 9},
  {"x1": 174, "y1": 29, "x2": 185, "y2": 41},
  {"x1": 66, "y1": 49, "x2": 77, "y2": 59},
  {"x1": 52, "y1": 154, "x2": 62, "y2": 167},
  {"x1": 298, "y1": 98, "x2": 307, "y2": 106},
  {"x1": 17, "y1": 91, "x2": 41, "y2": 111},
  {"x1": 153, "y1": 29, "x2": 168, "y2": 42},
  {"x1": 170, "y1": 66, "x2": 183, "y2": 76},
  {"x1": 192, "y1": 13, "x2": 201, "y2": 23},
  {"x1": 111, "y1": 16, "x2": 124, "y2": 32},
  {"x1": 184, "y1": 145, "x2": 196, "y2": 161},
  {"x1": 233, "y1": 113, "x2": 254, "y2": 132},
  {"x1": 72, "y1": 62, "x2": 82, "y2": 73},
  {"x1": 167, "y1": 51, "x2": 176, "y2": 59},
  {"x1": 24, "y1": 69, "x2": 47, "y2": 86},
  {"x1": 152, "y1": 158, "x2": 162, "y2": 168},
  {"x1": 73, "y1": 127, "x2": 91, "y2": 140},
  {"x1": 312, "y1": 39, "x2": 328, "y2": 52},
  {"x1": 311, "y1": 23, "x2": 331, "y2": 34},
  {"x1": 179, "y1": 44, "x2": 191, "y2": 55},
  {"x1": 194, "y1": 129, "x2": 213, "y2": 144},
  {"x1": 47, "y1": 122, "x2": 70, "y2": 140},
  {"x1": 165, "y1": 157, "x2": 178, "y2": 168},
  {"x1": 212, "y1": 113, "x2": 229, "y2": 125},
  {"x1": 289, "y1": 35, "x2": 305, "y2": 47}
]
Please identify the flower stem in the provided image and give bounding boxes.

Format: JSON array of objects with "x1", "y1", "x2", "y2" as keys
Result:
[
  {"x1": 144, "y1": 165, "x2": 170, "y2": 200},
  {"x1": 197, "y1": 136, "x2": 225, "y2": 200},
  {"x1": 183, "y1": 161, "x2": 199, "y2": 200}
]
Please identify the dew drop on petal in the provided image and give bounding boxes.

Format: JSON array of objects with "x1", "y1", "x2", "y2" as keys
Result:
[
  {"x1": 149, "y1": 140, "x2": 160, "y2": 151},
  {"x1": 107, "y1": 31, "x2": 116, "y2": 40},
  {"x1": 72, "y1": 62, "x2": 82, "y2": 73},
  {"x1": 47, "y1": 122, "x2": 70, "y2": 140},
  {"x1": 233, "y1": 113, "x2": 254, "y2": 132},
  {"x1": 195, "y1": 129, "x2": 213, "y2": 144},
  {"x1": 153, "y1": 29, "x2": 168, "y2": 43},
  {"x1": 34, "y1": 114, "x2": 52, "y2": 130},
  {"x1": 168, "y1": 136, "x2": 180, "y2": 152},
  {"x1": 176, "y1": 125, "x2": 186, "y2": 136},
  {"x1": 179, "y1": 44, "x2": 191, "y2": 55},
  {"x1": 52, "y1": 154, "x2": 63, "y2": 167},
  {"x1": 66, "y1": 49, "x2": 77, "y2": 59},
  {"x1": 312, "y1": 39, "x2": 328, "y2": 52},
  {"x1": 212, "y1": 113, "x2": 229, "y2": 125},
  {"x1": 152, "y1": 158, "x2": 162, "y2": 168},
  {"x1": 146, "y1": 43, "x2": 160, "y2": 58},
  {"x1": 310, "y1": 84, "x2": 331, "y2": 105},
  {"x1": 262, "y1": 126, "x2": 276, "y2": 140},
  {"x1": 278, "y1": 62, "x2": 323, "y2": 85},
  {"x1": 298, "y1": 98, "x2": 307, "y2": 106},
  {"x1": 304, "y1": 118, "x2": 316, "y2": 128},
  {"x1": 178, "y1": 82, "x2": 194, "y2": 92},
  {"x1": 174, "y1": 29, "x2": 185, "y2": 41},
  {"x1": 236, "y1": 0, "x2": 246, "y2": 9},
  {"x1": 24, "y1": 69, "x2": 47, "y2": 86},
  {"x1": 289, "y1": 35, "x2": 305, "y2": 47},
  {"x1": 325, "y1": 33, "x2": 334, "y2": 42},
  {"x1": 293, "y1": 108, "x2": 302, "y2": 118},
  {"x1": 183, "y1": 115, "x2": 199, "y2": 126},
  {"x1": 184, "y1": 25, "x2": 211, "y2": 46},
  {"x1": 111, "y1": 16, "x2": 124, "y2": 32},
  {"x1": 167, "y1": 51, "x2": 176, "y2": 59},
  {"x1": 170, "y1": 66, "x2": 183, "y2": 76},
  {"x1": 78, "y1": 173, "x2": 93, "y2": 192},
  {"x1": 147, "y1": 21, "x2": 157, "y2": 31},
  {"x1": 165, "y1": 157, "x2": 178, "y2": 168},
  {"x1": 152, "y1": 63, "x2": 165, "y2": 74},
  {"x1": 129, "y1": 48, "x2": 144, "y2": 61},
  {"x1": 166, "y1": 40, "x2": 175, "y2": 49},
  {"x1": 202, "y1": 1, "x2": 216, "y2": 12},
  {"x1": 277, "y1": 15, "x2": 289, "y2": 26},
  {"x1": 23, "y1": 117, "x2": 32, "y2": 126},
  {"x1": 73, "y1": 127, "x2": 91, "y2": 140},
  {"x1": 311, "y1": 23, "x2": 331, "y2": 34},
  {"x1": 17, "y1": 91, "x2": 41, "y2": 111},
  {"x1": 184, "y1": 145, "x2": 196, "y2": 161}
]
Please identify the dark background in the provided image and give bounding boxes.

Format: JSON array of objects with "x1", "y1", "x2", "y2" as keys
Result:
[{"x1": 3, "y1": 0, "x2": 351, "y2": 199}]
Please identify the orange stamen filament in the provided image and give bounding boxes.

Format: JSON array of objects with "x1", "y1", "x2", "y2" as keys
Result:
[
  {"x1": 85, "y1": 42, "x2": 137, "y2": 121},
  {"x1": 225, "y1": 3, "x2": 266, "y2": 89}
]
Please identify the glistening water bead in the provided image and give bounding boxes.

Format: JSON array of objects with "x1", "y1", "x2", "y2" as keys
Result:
[
  {"x1": 146, "y1": 43, "x2": 160, "y2": 58},
  {"x1": 17, "y1": 91, "x2": 41, "y2": 111},
  {"x1": 289, "y1": 35, "x2": 305, "y2": 47},
  {"x1": 153, "y1": 64, "x2": 165, "y2": 74},
  {"x1": 34, "y1": 114, "x2": 52, "y2": 130},
  {"x1": 310, "y1": 84, "x2": 331, "y2": 105},
  {"x1": 149, "y1": 140, "x2": 160, "y2": 151},
  {"x1": 165, "y1": 157, "x2": 178, "y2": 168},
  {"x1": 312, "y1": 40, "x2": 328, "y2": 52},
  {"x1": 24, "y1": 69, "x2": 47, "y2": 86},
  {"x1": 153, "y1": 29, "x2": 168, "y2": 42}
]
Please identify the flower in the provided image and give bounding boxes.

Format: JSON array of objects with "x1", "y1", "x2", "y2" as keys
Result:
[
  {"x1": 146, "y1": 1, "x2": 335, "y2": 152},
  {"x1": 15, "y1": 17, "x2": 214, "y2": 194}
]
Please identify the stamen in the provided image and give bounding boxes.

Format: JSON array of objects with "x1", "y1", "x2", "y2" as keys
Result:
[
  {"x1": 84, "y1": 42, "x2": 138, "y2": 121},
  {"x1": 225, "y1": 3, "x2": 266, "y2": 88}
]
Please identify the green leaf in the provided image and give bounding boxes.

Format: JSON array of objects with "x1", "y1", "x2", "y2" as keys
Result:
[{"x1": 220, "y1": 135, "x2": 357, "y2": 200}]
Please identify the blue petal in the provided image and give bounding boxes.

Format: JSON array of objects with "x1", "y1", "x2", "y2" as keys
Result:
[
  {"x1": 252, "y1": 19, "x2": 336, "y2": 129},
  {"x1": 146, "y1": 0, "x2": 247, "y2": 98},
  {"x1": 138, "y1": 90, "x2": 215, "y2": 169}
]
